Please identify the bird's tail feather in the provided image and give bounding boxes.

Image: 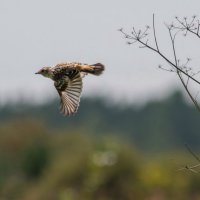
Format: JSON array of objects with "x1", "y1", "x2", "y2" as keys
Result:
[{"x1": 78, "y1": 63, "x2": 105, "y2": 76}]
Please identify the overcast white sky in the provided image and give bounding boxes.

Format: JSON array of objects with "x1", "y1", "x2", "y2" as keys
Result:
[{"x1": 1, "y1": 0, "x2": 200, "y2": 105}]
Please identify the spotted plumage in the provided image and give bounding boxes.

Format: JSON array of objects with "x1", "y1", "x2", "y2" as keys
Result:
[{"x1": 35, "y1": 62, "x2": 105, "y2": 116}]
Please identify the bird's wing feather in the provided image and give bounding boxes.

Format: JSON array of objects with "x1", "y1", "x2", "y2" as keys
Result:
[{"x1": 54, "y1": 70, "x2": 82, "y2": 116}]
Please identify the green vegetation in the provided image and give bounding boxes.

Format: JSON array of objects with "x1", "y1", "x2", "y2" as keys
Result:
[
  {"x1": 0, "y1": 120, "x2": 199, "y2": 200},
  {"x1": 1, "y1": 91, "x2": 200, "y2": 152},
  {"x1": 1, "y1": 91, "x2": 200, "y2": 199}
]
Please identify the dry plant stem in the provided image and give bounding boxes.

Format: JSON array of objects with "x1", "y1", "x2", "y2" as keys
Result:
[
  {"x1": 153, "y1": 14, "x2": 159, "y2": 51},
  {"x1": 121, "y1": 31, "x2": 200, "y2": 85},
  {"x1": 175, "y1": 17, "x2": 200, "y2": 38},
  {"x1": 178, "y1": 144, "x2": 200, "y2": 173},
  {"x1": 120, "y1": 14, "x2": 200, "y2": 111},
  {"x1": 185, "y1": 144, "x2": 200, "y2": 163},
  {"x1": 133, "y1": 39, "x2": 200, "y2": 111},
  {"x1": 178, "y1": 166, "x2": 199, "y2": 173},
  {"x1": 168, "y1": 27, "x2": 200, "y2": 111}
]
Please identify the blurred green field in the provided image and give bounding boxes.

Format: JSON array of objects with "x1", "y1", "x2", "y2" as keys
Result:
[{"x1": 1, "y1": 91, "x2": 200, "y2": 199}]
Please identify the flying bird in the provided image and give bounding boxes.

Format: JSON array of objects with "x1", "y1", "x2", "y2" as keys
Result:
[{"x1": 35, "y1": 62, "x2": 105, "y2": 116}]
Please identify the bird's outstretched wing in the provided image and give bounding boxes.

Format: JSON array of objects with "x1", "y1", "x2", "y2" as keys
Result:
[{"x1": 54, "y1": 70, "x2": 82, "y2": 116}]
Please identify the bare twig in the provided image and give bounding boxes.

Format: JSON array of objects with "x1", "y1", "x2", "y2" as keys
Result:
[
  {"x1": 178, "y1": 144, "x2": 200, "y2": 173},
  {"x1": 153, "y1": 14, "x2": 159, "y2": 52},
  {"x1": 174, "y1": 16, "x2": 200, "y2": 38},
  {"x1": 120, "y1": 28, "x2": 200, "y2": 86},
  {"x1": 178, "y1": 165, "x2": 199, "y2": 173},
  {"x1": 185, "y1": 144, "x2": 200, "y2": 162},
  {"x1": 119, "y1": 14, "x2": 200, "y2": 112}
]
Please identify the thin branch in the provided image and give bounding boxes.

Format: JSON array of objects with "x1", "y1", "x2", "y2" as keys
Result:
[
  {"x1": 178, "y1": 72, "x2": 200, "y2": 111},
  {"x1": 137, "y1": 39, "x2": 200, "y2": 86},
  {"x1": 197, "y1": 20, "x2": 200, "y2": 35},
  {"x1": 177, "y1": 144, "x2": 200, "y2": 173},
  {"x1": 120, "y1": 27, "x2": 200, "y2": 85},
  {"x1": 153, "y1": 14, "x2": 160, "y2": 52},
  {"x1": 119, "y1": 15, "x2": 200, "y2": 112},
  {"x1": 178, "y1": 165, "x2": 199, "y2": 173},
  {"x1": 168, "y1": 26, "x2": 200, "y2": 111},
  {"x1": 185, "y1": 144, "x2": 200, "y2": 162},
  {"x1": 174, "y1": 16, "x2": 200, "y2": 38},
  {"x1": 168, "y1": 27, "x2": 178, "y2": 66}
]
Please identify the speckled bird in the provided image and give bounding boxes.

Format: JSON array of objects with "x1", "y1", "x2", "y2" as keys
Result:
[{"x1": 35, "y1": 62, "x2": 105, "y2": 116}]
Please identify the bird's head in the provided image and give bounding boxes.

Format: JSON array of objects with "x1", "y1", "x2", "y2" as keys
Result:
[{"x1": 35, "y1": 67, "x2": 52, "y2": 78}]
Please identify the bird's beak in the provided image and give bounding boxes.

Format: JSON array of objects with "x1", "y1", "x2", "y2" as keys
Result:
[{"x1": 35, "y1": 71, "x2": 40, "y2": 74}]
